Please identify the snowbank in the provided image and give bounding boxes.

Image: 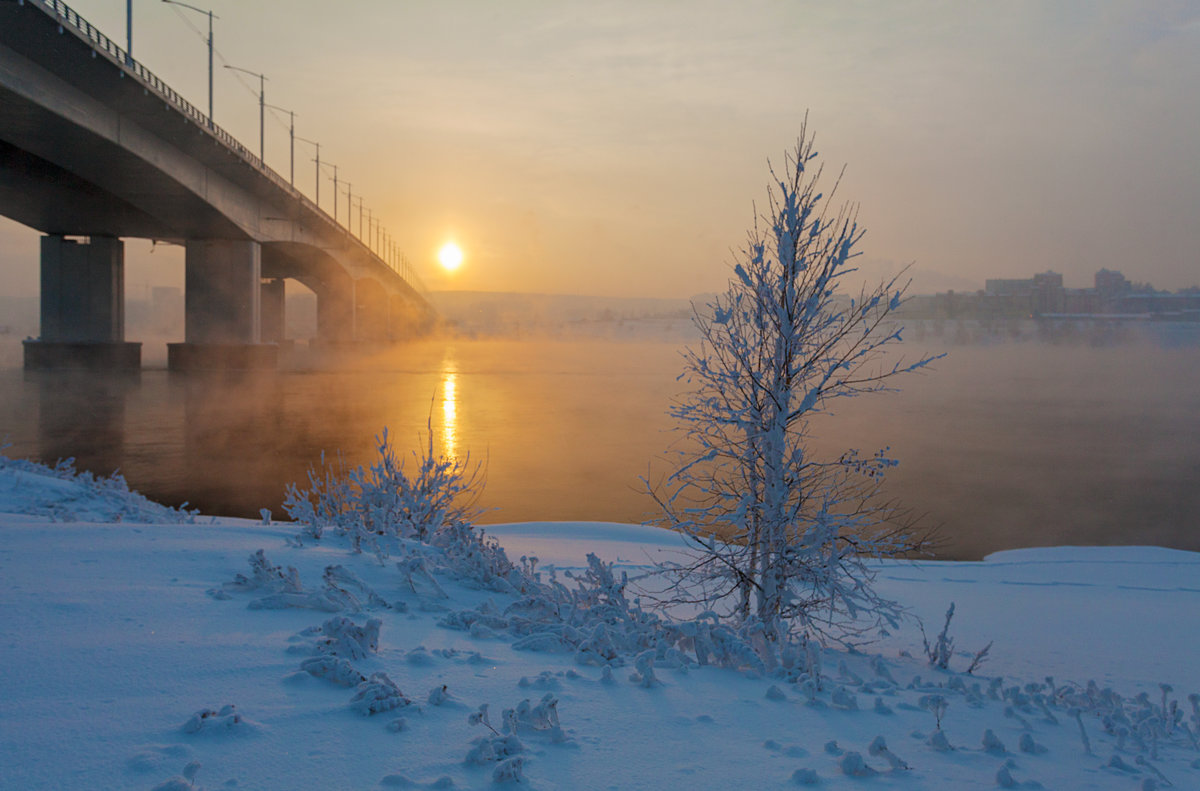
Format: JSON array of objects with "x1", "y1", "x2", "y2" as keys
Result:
[{"x1": 2, "y1": 459, "x2": 1198, "y2": 789}]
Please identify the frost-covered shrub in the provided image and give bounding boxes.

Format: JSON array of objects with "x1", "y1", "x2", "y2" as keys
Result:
[
  {"x1": 322, "y1": 565, "x2": 394, "y2": 611},
  {"x1": 182, "y1": 704, "x2": 243, "y2": 734},
  {"x1": 790, "y1": 767, "x2": 819, "y2": 785},
  {"x1": 351, "y1": 672, "x2": 412, "y2": 715},
  {"x1": 867, "y1": 736, "x2": 908, "y2": 771},
  {"x1": 629, "y1": 650, "x2": 660, "y2": 688},
  {"x1": 839, "y1": 752, "x2": 876, "y2": 777},
  {"x1": 981, "y1": 728, "x2": 1006, "y2": 754},
  {"x1": 439, "y1": 602, "x2": 509, "y2": 634},
  {"x1": 300, "y1": 655, "x2": 366, "y2": 687},
  {"x1": 284, "y1": 428, "x2": 484, "y2": 556},
  {"x1": 922, "y1": 603, "x2": 955, "y2": 670},
  {"x1": 301, "y1": 616, "x2": 381, "y2": 660},
  {"x1": 464, "y1": 733, "x2": 524, "y2": 766},
  {"x1": 919, "y1": 694, "x2": 949, "y2": 730},
  {"x1": 491, "y1": 756, "x2": 525, "y2": 783},
  {"x1": 1018, "y1": 733, "x2": 1047, "y2": 755},
  {"x1": 222, "y1": 550, "x2": 302, "y2": 594}
]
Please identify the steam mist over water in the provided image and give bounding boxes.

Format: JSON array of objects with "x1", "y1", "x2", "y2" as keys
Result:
[{"x1": 1, "y1": 334, "x2": 1197, "y2": 560}]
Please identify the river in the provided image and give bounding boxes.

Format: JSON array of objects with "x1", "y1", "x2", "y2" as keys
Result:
[{"x1": 2, "y1": 335, "x2": 1198, "y2": 560}]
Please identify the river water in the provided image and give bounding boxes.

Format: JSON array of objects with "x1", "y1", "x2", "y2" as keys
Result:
[{"x1": 2, "y1": 335, "x2": 1198, "y2": 560}]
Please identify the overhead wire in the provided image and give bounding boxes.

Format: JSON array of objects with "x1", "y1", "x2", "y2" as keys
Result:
[{"x1": 163, "y1": 4, "x2": 400, "y2": 263}]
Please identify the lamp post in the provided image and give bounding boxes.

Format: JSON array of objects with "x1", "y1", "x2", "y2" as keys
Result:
[
  {"x1": 330, "y1": 165, "x2": 339, "y2": 223},
  {"x1": 161, "y1": 1, "x2": 217, "y2": 126},
  {"x1": 264, "y1": 104, "x2": 296, "y2": 185},
  {"x1": 343, "y1": 182, "x2": 352, "y2": 231},
  {"x1": 225, "y1": 64, "x2": 267, "y2": 161},
  {"x1": 125, "y1": 0, "x2": 132, "y2": 66},
  {"x1": 295, "y1": 136, "x2": 320, "y2": 206}
]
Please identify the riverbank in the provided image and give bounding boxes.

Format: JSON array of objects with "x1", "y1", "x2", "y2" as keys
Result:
[{"x1": 2, "y1": 455, "x2": 1198, "y2": 789}]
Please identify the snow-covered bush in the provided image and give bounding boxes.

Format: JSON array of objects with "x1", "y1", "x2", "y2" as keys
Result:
[
  {"x1": 182, "y1": 704, "x2": 244, "y2": 734},
  {"x1": 300, "y1": 615, "x2": 382, "y2": 660},
  {"x1": 281, "y1": 433, "x2": 820, "y2": 677},
  {"x1": 351, "y1": 672, "x2": 412, "y2": 715},
  {"x1": 283, "y1": 427, "x2": 484, "y2": 554}
]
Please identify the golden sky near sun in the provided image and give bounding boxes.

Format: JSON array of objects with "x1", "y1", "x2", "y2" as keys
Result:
[{"x1": 0, "y1": 0, "x2": 1197, "y2": 298}]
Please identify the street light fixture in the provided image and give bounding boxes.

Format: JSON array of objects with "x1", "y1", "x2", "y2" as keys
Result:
[
  {"x1": 224, "y1": 64, "x2": 267, "y2": 161},
  {"x1": 264, "y1": 103, "x2": 295, "y2": 185},
  {"x1": 161, "y1": 0, "x2": 217, "y2": 126}
]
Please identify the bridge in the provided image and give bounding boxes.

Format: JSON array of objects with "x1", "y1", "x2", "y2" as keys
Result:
[{"x1": 0, "y1": 0, "x2": 437, "y2": 370}]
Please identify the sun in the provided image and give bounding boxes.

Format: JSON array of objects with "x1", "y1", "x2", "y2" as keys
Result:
[{"x1": 438, "y1": 242, "x2": 464, "y2": 272}]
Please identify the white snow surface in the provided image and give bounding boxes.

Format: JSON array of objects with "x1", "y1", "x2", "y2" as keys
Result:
[{"x1": 2, "y1": 458, "x2": 1200, "y2": 790}]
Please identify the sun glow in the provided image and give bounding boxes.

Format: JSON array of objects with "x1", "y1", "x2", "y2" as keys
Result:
[{"x1": 438, "y1": 242, "x2": 464, "y2": 272}]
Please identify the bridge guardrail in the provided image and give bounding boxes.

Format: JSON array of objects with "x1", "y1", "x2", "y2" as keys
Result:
[{"x1": 25, "y1": 0, "x2": 428, "y2": 300}]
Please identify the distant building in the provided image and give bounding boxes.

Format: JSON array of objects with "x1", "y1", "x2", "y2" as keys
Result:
[
  {"x1": 981, "y1": 271, "x2": 1064, "y2": 316},
  {"x1": 1095, "y1": 268, "x2": 1131, "y2": 300},
  {"x1": 1031, "y1": 271, "x2": 1064, "y2": 314}
]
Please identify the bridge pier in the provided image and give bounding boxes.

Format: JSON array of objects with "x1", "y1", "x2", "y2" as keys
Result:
[
  {"x1": 388, "y1": 293, "x2": 428, "y2": 340},
  {"x1": 355, "y1": 277, "x2": 390, "y2": 343},
  {"x1": 24, "y1": 234, "x2": 141, "y2": 370},
  {"x1": 260, "y1": 278, "x2": 286, "y2": 343},
  {"x1": 313, "y1": 275, "x2": 356, "y2": 345},
  {"x1": 167, "y1": 240, "x2": 278, "y2": 371}
]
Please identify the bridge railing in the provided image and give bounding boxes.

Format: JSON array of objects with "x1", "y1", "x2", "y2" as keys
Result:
[{"x1": 27, "y1": 0, "x2": 428, "y2": 300}]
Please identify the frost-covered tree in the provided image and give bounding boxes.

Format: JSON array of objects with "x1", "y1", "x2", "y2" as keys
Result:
[{"x1": 653, "y1": 118, "x2": 938, "y2": 646}]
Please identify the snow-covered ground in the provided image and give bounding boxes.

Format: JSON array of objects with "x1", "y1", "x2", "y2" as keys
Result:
[{"x1": 2, "y1": 457, "x2": 1198, "y2": 790}]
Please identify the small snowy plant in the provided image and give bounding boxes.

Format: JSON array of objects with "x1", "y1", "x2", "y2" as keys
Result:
[
  {"x1": 283, "y1": 426, "x2": 484, "y2": 555},
  {"x1": 350, "y1": 672, "x2": 412, "y2": 716},
  {"x1": 650, "y1": 115, "x2": 939, "y2": 650},
  {"x1": 920, "y1": 601, "x2": 992, "y2": 673},
  {"x1": 922, "y1": 603, "x2": 956, "y2": 669}
]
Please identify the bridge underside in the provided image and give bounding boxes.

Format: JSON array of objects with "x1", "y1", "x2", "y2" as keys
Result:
[{"x1": 1, "y1": 1, "x2": 435, "y2": 370}]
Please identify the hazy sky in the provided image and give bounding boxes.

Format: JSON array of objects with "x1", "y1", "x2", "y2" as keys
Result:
[{"x1": 2, "y1": 0, "x2": 1197, "y2": 298}]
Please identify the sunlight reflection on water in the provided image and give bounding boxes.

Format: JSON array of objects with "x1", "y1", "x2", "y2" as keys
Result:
[{"x1": 440, "y1": 367, "x2": 458, "y2": 460}]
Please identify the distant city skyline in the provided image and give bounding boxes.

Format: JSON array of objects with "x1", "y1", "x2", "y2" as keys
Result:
[{"x1": 1, "y1": 0, "x2": 1197, "y2": 299}]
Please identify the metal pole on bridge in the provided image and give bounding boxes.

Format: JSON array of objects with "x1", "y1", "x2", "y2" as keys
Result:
[
  {"x1": 296, "y1": 136, "x2": 320, "y2": 207},
  {"x1": 225, "y1": 65, "x2": 268, "y2": 161},
  {"x1": 162, "y1": 1, "x2": 218, "y2": 127},
  {"x1": 265, "y1": 105, "x2": 295, "y2": 185},
  {"x1": 126, "y1": 0, "x2": 132, "y2": 66}
]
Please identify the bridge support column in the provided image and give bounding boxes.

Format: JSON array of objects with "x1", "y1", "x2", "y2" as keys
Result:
[
  {"x1": 24, "y1": 234, "x2": 141, "y2": 370},
  {"x1": 168, "y1": 240, "x2": 277, "y2": 371},
  {"x1": 259, "y1": 277, "x2": 294, "y2": 362},
  {"x1": 260, "y1": 278, "x2": 285, "y2": 343},
  {"x1": 388, "y1": 294, "x2": 422, "y2": 340},
  {"x1": 355, "y1": 278, "x2": 389, "y2": 343},
  {"x1": 314, "y1": 279, "x2": 355, "y2": 344}
]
